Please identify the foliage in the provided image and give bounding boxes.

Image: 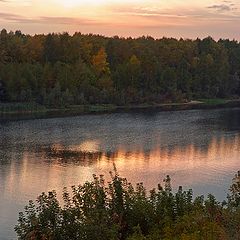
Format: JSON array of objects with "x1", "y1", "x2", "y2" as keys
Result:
[
  {"x1": 15, "y1": 171, "x2": 240, "y2": 240},
  {"x1": 1, "y1": 30, "x2": 240, "y2": 107}
]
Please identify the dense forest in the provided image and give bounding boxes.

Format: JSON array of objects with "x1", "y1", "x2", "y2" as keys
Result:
[
  {"x1": 15, "y1": 171, "x2": 240, "y2": 240},
  {"x1": 1, "y1": 29, "x2": 240, "y2": 107}
]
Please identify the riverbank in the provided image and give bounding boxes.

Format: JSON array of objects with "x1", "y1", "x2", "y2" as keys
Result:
[{"x1": 1, "y1": 99, "x2": 240, "y2": 120}]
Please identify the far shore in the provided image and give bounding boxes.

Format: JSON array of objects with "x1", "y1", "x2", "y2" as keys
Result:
[{"x1": 1, "y1": 99, "x2": 240, "y2": 120}]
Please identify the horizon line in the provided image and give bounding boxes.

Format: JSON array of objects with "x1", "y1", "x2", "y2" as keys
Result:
[{"x1": 1, "y1": 28, "x2": 240, "y2": 42}]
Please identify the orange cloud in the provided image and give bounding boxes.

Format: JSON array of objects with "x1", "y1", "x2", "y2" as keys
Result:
[{"x1": 0, "y1": 0, "x2": 240, "y2": 39}]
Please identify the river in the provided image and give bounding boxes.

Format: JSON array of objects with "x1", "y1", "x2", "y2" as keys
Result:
[{"x1": 0, "y1": 108, "x2": 240, "y2": 239}]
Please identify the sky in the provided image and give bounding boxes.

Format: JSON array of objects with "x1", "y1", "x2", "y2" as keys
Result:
[{"x1": 0, "y1": 0, "x2": 240, "y2": 39}]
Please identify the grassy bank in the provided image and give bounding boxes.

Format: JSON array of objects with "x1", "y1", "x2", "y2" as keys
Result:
[
  {"x1": 1, "y1": 99, "x2": 240, "y2": 120},
  {"x1": 0, "y1": 102, "x2": 47, "y2": 114},
  {"x1": 0, "y1": 103, "x2": 117, "y2": 117},
  {"x1": 198, "y1": 98, "x2": 229, "y2": 105}
]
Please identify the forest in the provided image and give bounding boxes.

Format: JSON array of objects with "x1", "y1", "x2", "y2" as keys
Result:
[{"x1": 0, "y1": 29, "x2": 240, "y2": 107}]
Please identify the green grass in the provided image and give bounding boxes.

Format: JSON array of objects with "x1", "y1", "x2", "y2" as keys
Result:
[
  {"x1": 86, "y1": 104, "x2": 117, "y2": 112},
  {"x1": 198, "y1": 98, "x2": 228, "y2": 105},
  {"x1": 0, "y1": 102, "x2": 47, "y2": 114}
]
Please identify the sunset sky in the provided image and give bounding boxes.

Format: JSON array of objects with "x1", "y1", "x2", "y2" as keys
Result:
[{"x1": 0, "y1": 0, "x2": 240, "y2": 39}]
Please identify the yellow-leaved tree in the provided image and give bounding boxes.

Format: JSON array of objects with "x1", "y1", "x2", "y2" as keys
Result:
[
  {"x1": 92, "y1": 47, "x2": 113, "y2": 91},
  {"x1": 92, "y1": 47, "x2": 110, "y2": 76}
]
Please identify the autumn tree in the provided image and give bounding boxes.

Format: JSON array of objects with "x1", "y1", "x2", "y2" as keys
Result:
[
  {"x1": 92, "y1": 47, "x2": 113, "y2": 101},
  {"x1": 1, "y1": 29, "x2": 240, "y2": 106}
]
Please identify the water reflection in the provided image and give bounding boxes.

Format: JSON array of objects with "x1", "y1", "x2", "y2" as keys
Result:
[
  {"x1": 1, "y1": 108, "x2": 240, "y2": 239},
  {"x1": 33, "y1": 134, "x2": 240, "y2": 189},
  {"x1": 3, "y1": 133, "x2": 237, "y2": 204},
  {"x1": 34, "y1": 133, "x2": 239, "y2": 172}
]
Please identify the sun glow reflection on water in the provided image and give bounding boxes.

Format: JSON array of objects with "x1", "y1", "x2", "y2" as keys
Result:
[{"x1": 1, "y1": 108, "x2": 240, "y2": 239}]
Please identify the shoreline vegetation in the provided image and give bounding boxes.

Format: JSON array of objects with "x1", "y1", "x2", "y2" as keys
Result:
[
  {"x1": 1, "y1": 99, "x2": 240, "y2": 120},
  {"x1": 1, "y1": 30, "x2": 240, "y2": 120},
  {"x1": 15, "y1": 170, "x2": 240, "y2": 240}
]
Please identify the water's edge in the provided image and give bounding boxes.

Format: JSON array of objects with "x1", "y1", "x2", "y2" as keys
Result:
[{"x1": 1, "y1": 99, "x2": 240, "y2": 121}]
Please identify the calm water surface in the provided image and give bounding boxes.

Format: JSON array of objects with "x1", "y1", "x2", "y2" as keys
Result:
[{"x1": 1, "y1": 108, "x2": 240, "y2": 239}]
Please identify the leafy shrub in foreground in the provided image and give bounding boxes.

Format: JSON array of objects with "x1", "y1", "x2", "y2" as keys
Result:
[{"x1": 15, "y1": 171, "x2": 240, "y2": 240}]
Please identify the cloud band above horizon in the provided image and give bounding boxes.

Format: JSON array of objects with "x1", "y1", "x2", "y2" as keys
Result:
[{"x1": 0, "y1": 0, "x2": 240, "y2": 40}]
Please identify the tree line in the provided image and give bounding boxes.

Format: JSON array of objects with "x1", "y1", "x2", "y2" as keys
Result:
[{"x1": 1, "y1": 29, "x2": 240, "y2": 107}]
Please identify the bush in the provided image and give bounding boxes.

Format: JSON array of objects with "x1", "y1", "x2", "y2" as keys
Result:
[{"x1": 15, "y1": 170, "x2": 240, "y2": 240}]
